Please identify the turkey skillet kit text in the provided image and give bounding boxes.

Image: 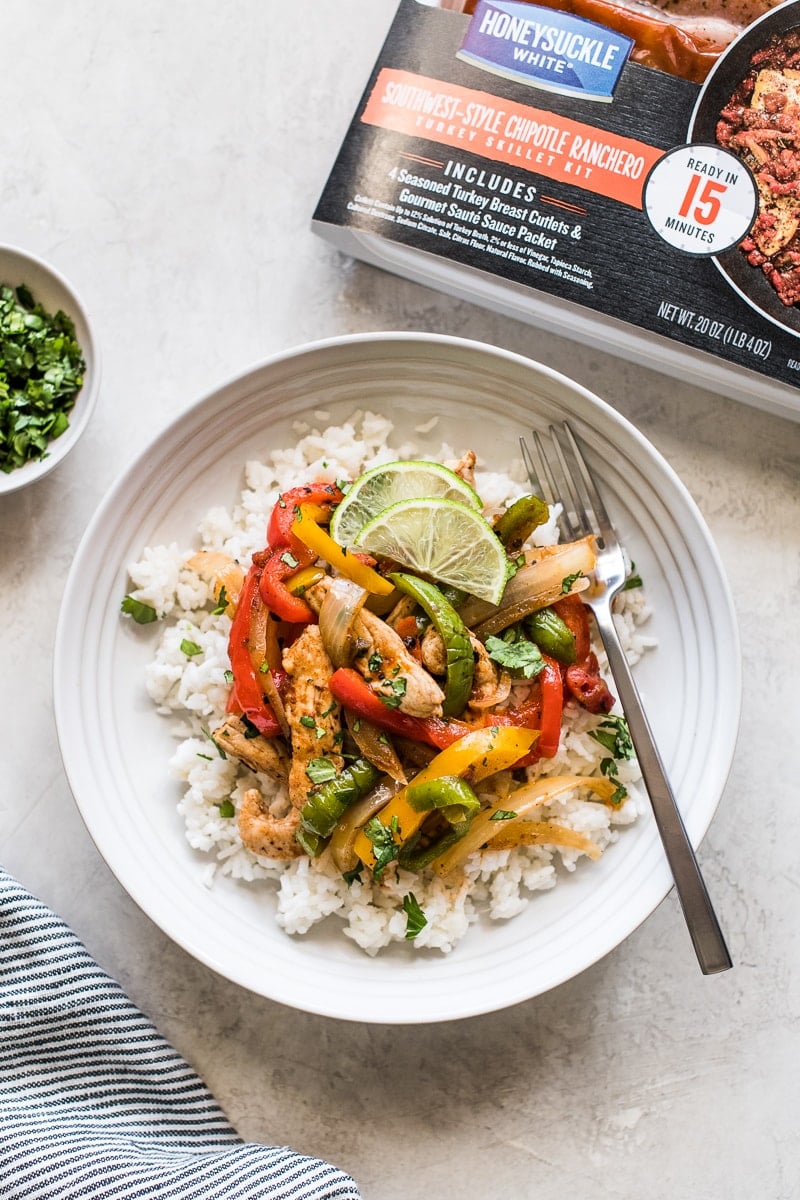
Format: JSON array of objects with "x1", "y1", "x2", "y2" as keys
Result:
[{"x1": 313, "y1": 0, "x2": 800, "y2": 420}]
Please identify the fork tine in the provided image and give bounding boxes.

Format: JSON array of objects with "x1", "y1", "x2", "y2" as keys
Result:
[
  {"x1": 527, "y1": 430, "x2": 580, "y2": 541},
  {"x1": 546, "y1": 424, "x2": 589, "y2": 541},
  {"x1": 518, "y1": 435, "x2": 544, "y2": 499},
  {"x1": 561, "y1": 421, "x2": 615, "y2": 548}
]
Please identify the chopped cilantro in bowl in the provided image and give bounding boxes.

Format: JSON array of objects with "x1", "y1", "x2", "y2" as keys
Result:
[
  {"x1": 0, "y1": 244, "x2": 98, "y2": 495},
  {"x1": 0, "y1": 283, "x2": 85, "y2": 473}
]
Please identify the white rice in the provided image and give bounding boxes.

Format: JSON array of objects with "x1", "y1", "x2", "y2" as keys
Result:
[{"x1": 127, "y1": 411, "x2": 653, "y2": 956}]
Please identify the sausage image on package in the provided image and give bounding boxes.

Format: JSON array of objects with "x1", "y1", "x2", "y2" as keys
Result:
[{"x1": 717, "y1": 28, "x2": 800, "y2": 306}]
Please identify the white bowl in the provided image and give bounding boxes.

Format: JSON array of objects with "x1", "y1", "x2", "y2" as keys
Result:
[
  {"x1": 0, "y1": 244, "x2": 100, "y2": 495},
  {"x1": 53, "y1": 333, "x2": 740, "y2": 1022}
]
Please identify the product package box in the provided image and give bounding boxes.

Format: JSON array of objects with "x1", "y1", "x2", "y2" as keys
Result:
[{"x1": 313, "y1": 0, "x2": 800, "y2": 421}]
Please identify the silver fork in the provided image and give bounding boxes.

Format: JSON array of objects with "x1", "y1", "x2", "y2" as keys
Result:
[{"x1": 521, "y1": 421, "x2": 732, "y2": 975}]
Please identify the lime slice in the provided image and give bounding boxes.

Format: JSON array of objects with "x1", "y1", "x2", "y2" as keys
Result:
[
  {"x1": 354, "y1": 497, "x2": 509, "y2": 605},
  {"x1": 330, "y1": 459, "x2": 482, "y2": 548}
]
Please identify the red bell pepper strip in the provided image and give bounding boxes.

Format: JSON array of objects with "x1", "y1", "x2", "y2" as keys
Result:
[
  {"x1": 328, "y1": 667, "x2": 471, "y2": 751},
  {"x1": 537, "y1": 655, "x2": 565, "y2": 758},
  {"x1": 258, "y1": 550, "x2": 316, "y2": 624},
  {"x1": 267, "y1": 482, "x2": 344, "y2": 550},
  {"x1": 226, "y1": 564, "x2": 281, "y2": 737},
  {"x1": 553, "y1": 594, "x2": 591, "y2": 663},
  {"x1": 565, "y1": 658, "x2": 615, "y2": 714},
  {"x1": 554, "y1": 595, "x2": 615, "y2": 713},
  {"x1": 258, "y1": 482, "x2": 346, "y2": 623},
  {"x1": 485, "y1": 654, "x2": 564, "y2": 762}
]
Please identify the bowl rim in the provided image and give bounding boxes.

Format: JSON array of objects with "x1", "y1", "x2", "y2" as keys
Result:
[{"x1": 0, "y1": 242, "x2": 101, "y2": 496}]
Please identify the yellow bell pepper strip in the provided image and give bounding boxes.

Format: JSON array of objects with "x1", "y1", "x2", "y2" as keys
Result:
[
  {"x1": 388, "y1": 572, "x2": 474, "y2": 717},
  {"x1": 291, "y1": 504, "x2": 394, "y2": 596},
  {"x1": 353, "y1": 724, "x2": 538, "y2": 874},
  {"x1": 432, "y1": 773, "x2": 619, "y2": 876},
  {"x1": 286, "y1": 565, "x2": 326, "y2": 595}
]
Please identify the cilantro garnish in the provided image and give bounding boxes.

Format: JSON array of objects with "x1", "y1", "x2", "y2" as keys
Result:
[
  {"x1": 590, "y1": 717, "x2": 633, "y2": 805},
  {"x1": 598, "y1": 757, "x2": 628, "y2": 805},
  {"x1": 223, "y1": 669, "x2": 234, "y2": 686},
  {"x1": 402, "y1": 892, "x2": 427, "y2": 939},
  {"x1": 0, "y1": 284, "x2": 86, "y2": 474},
  {"x1": 306, "y1": 757, "x2": 338, "y2": 785},
  {"x1": 378, "y1": 677, "x2": 407, "y2": 709},
  {"x1": 485, "y1": 627, "x2": 544, "y2": 679},
  {"x1": 212, "y1": 585, "x2": 229, "y2": 614},
  {"x1": 489, "y1": 809, "x2": 517, "y2": 821},
  {"x1": 364, "y1": 817, "x2": 399, "y2": 879},
  {"x1": 590, "y1": 715, "x2": 634, "y2": 761},
  {"x1": 180, "y1": 638, "x2": 202, "y2": 657},
  {"x1": 120, "y1": 595, "x2": 158, "y2": 625},
  {"x1": 622, "y1": 562, "x2": 643, "y2": 591},
  {"x1": 368, "y1": 651, "x2": 384, "y2": 675},
  {"x1": 201, "y1": 727, "x2": 226, "y2": 759},
  {"x1": 561, "y1": 571, "x2": 583, "y2": 594},
  {"x1": 218, "y1": 800, "x2": 235, "y2": 818},
  {"x1": 299, "y1": 715, "x2": 317, "y2": 730}
]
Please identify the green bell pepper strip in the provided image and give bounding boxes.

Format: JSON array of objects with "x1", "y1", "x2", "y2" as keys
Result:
[
  {"x1": 406, "y1": 775, "x2": 481, "y2": 825},
  {"x1": 298, "y1": 757, "x2": 382, "y2": 841},
  {"x1": 525, "y1": 606, "x2": 577, "y2": 664},
  {"x1": 388, "y1": 572, "x2": 474, "y2": 717},
  {"x1": 398, "y1": 818, "x2": 472, "y2": 873},
  {"x1": 295, "y1": 824, "x2": 328, "y2": 858},
  {"x1": 493, "y1": 494, "x2": 550, "y2": 556}
]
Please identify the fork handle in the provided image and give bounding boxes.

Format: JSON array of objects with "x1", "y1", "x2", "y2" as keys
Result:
[{"x1": 593, "y1": 606, "x2": 733, "y2": 975}]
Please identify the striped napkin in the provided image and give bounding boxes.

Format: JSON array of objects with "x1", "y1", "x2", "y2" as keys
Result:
[{"x1": 0, "y1": 867, "x2": 361, "y2": 1200}]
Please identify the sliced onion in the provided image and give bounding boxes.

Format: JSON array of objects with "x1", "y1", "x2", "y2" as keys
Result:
[
  {"x1": 259, "y1": 666, "x2": 291, "y2": 741},
  {"x1": 490, "y1": 819, "x2": 601, "y2": 859},
  {"x1": 318, "y1": 576, "x2": 369, "y2": 668},
  {"x1": 458, "y1": 536, "x2": 597, "y2": 640},
  {"x1": 248, "y1": 595, "x2": 291, "y2": 739},
  {"x1": 329, "y1": 778, "x2": 402, "y2": 873},
  {"x1": 432, "y1": 773, "x2": 617, "y2": 876},
  {"x1": 185, "y1": 550, "x2": 245, "y2": 612},
  {"x1": 348, "y1": 715, "x2": 407, "y2": 784}
]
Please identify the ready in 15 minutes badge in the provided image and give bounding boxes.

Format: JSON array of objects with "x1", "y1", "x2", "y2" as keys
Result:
[
  {"x1": 643, "y1": 144, "x2": 758, "y2": 255},
  {"x1": 456, "y1": 0, "x2": 633, "y2": 102}
]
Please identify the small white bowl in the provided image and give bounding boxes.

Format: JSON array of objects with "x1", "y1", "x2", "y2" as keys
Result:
[{"x1": 0, "y1": 245, "x2": 100, "y2": 496}]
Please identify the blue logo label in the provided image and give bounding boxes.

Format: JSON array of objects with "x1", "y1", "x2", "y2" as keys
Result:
[{"x1": 456, "y1": 0, "x2": 633, "y2": 103}]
